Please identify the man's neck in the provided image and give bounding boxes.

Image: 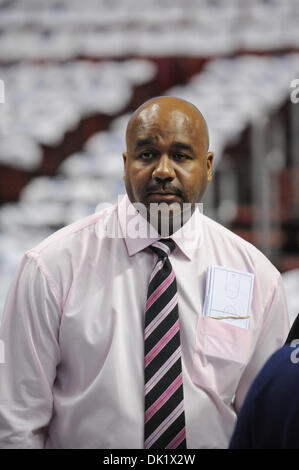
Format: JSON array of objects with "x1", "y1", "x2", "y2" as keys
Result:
[{"x1": 146, "y1": 204, "x2": 196, "y2": 237}]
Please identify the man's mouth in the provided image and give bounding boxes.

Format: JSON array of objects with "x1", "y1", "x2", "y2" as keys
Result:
[{"x1": 146, "y1": 192, "x2": 182, "y2": 202}]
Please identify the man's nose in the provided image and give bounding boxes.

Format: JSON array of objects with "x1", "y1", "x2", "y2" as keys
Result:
[{"x1": 152, "y1": 154, "x2": 176, "y2": 181}]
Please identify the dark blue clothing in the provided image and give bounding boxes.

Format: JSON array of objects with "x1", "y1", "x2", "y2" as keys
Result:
[
  {"x1": 285, "y1": 314, "x2": 299, "y2": 345},
  {"x1": 229, "y1": 344, "x2": 299, "y2": 449}
]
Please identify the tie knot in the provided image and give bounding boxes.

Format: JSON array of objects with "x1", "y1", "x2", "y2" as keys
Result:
[{"x1": 150, "y1": 239, "x2": 175, "y2": 259}]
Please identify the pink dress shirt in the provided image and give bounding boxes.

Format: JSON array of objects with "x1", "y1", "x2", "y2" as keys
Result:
[{"x1": 0, "y1": 194, "x2": 290, "y2": 448}]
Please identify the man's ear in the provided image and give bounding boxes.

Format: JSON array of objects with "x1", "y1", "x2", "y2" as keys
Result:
[
  {"x1": 122, "y1": 152, "x2": 127, "y2": 180},
  {"x1": 207, "y1": 151, "x2": 214, "y2": 183}
]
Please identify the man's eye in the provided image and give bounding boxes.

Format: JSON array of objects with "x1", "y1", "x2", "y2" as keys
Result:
[
  {"x1": 174, "y1": 153, "x2": 188, "y2": 160},
  {"x1": 140, "y1": 151, "x2": 154, "y2": 160}
]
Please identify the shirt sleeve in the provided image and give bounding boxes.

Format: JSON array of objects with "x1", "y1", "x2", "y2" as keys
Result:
[
  {"x1": 0, "y1": 252, "x2": 61, "y2": 448},
  {"x1": 233, "y1": 271, "x2": 290, "y2": 414}
]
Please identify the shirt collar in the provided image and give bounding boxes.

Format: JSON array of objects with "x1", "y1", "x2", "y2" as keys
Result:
[{"x1": 117, "y1": 194, "x2": 202, "y2": 260}]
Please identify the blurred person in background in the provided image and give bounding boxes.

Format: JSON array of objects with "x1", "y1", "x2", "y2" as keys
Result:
[
  {"x1": 229, "y1": 340, "x2": 299, "y2": 449},
  {"x1": 0, "y1": 96, "x2": 290, "y2": 449}
]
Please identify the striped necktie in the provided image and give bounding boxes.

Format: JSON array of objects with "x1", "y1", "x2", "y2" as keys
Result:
[{"x1": 144, "y1": 238, "x2": 186, "y2": 449}]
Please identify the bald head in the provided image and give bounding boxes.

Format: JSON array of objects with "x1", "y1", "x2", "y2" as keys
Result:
[
  {"x1": 122, "y1": 95, "x2": 214, "y2": 220},
  {"x1": 126, "y1": 96, "x2": 210, "y2": 152}
]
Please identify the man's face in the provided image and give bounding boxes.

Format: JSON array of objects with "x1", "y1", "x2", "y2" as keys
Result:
[{"x1": 123, "y1": 100, "x2": 213, "y2": 231}]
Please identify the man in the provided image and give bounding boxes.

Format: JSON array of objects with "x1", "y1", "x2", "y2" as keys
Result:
[
  {"x1": 0, "y1": 96, "x2": 290, "y2": 448},
  {"x1": 229, "y1": 342, "x2": 299, "y2": 448}
]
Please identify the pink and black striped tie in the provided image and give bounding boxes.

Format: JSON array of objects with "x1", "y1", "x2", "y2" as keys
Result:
[{"x1": 144, "y1": 238, "x2": 186, "y2": 449}]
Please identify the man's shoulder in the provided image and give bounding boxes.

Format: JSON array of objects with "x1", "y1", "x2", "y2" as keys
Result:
[
  {"x1": 202, "y1": 213, "x2": 253, "y2": 249},
  {"x1": 26, "y1": 203, "x2": 118, "y2": 260},
  {"x1": 202, "y1": 213, "x2": 280, "y2": 277}
]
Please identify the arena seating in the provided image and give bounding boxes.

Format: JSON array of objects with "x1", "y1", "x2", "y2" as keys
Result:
[{"x1": 0, "y1": 0, "x2": 298, "y2": 322}]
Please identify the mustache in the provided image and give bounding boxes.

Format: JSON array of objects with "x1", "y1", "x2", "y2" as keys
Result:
[{"x1": 146, "y1": 184, "x2": 183, "y2": 198}]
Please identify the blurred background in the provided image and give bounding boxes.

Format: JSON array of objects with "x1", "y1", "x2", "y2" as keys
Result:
[{"x1": 0, "y1": 0, "x2": 298, "y2": 324}]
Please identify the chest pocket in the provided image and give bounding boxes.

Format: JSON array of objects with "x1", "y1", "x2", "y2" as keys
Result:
[{"x1": 191, "y1": 316, "x2": 252, "y2": 404}]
